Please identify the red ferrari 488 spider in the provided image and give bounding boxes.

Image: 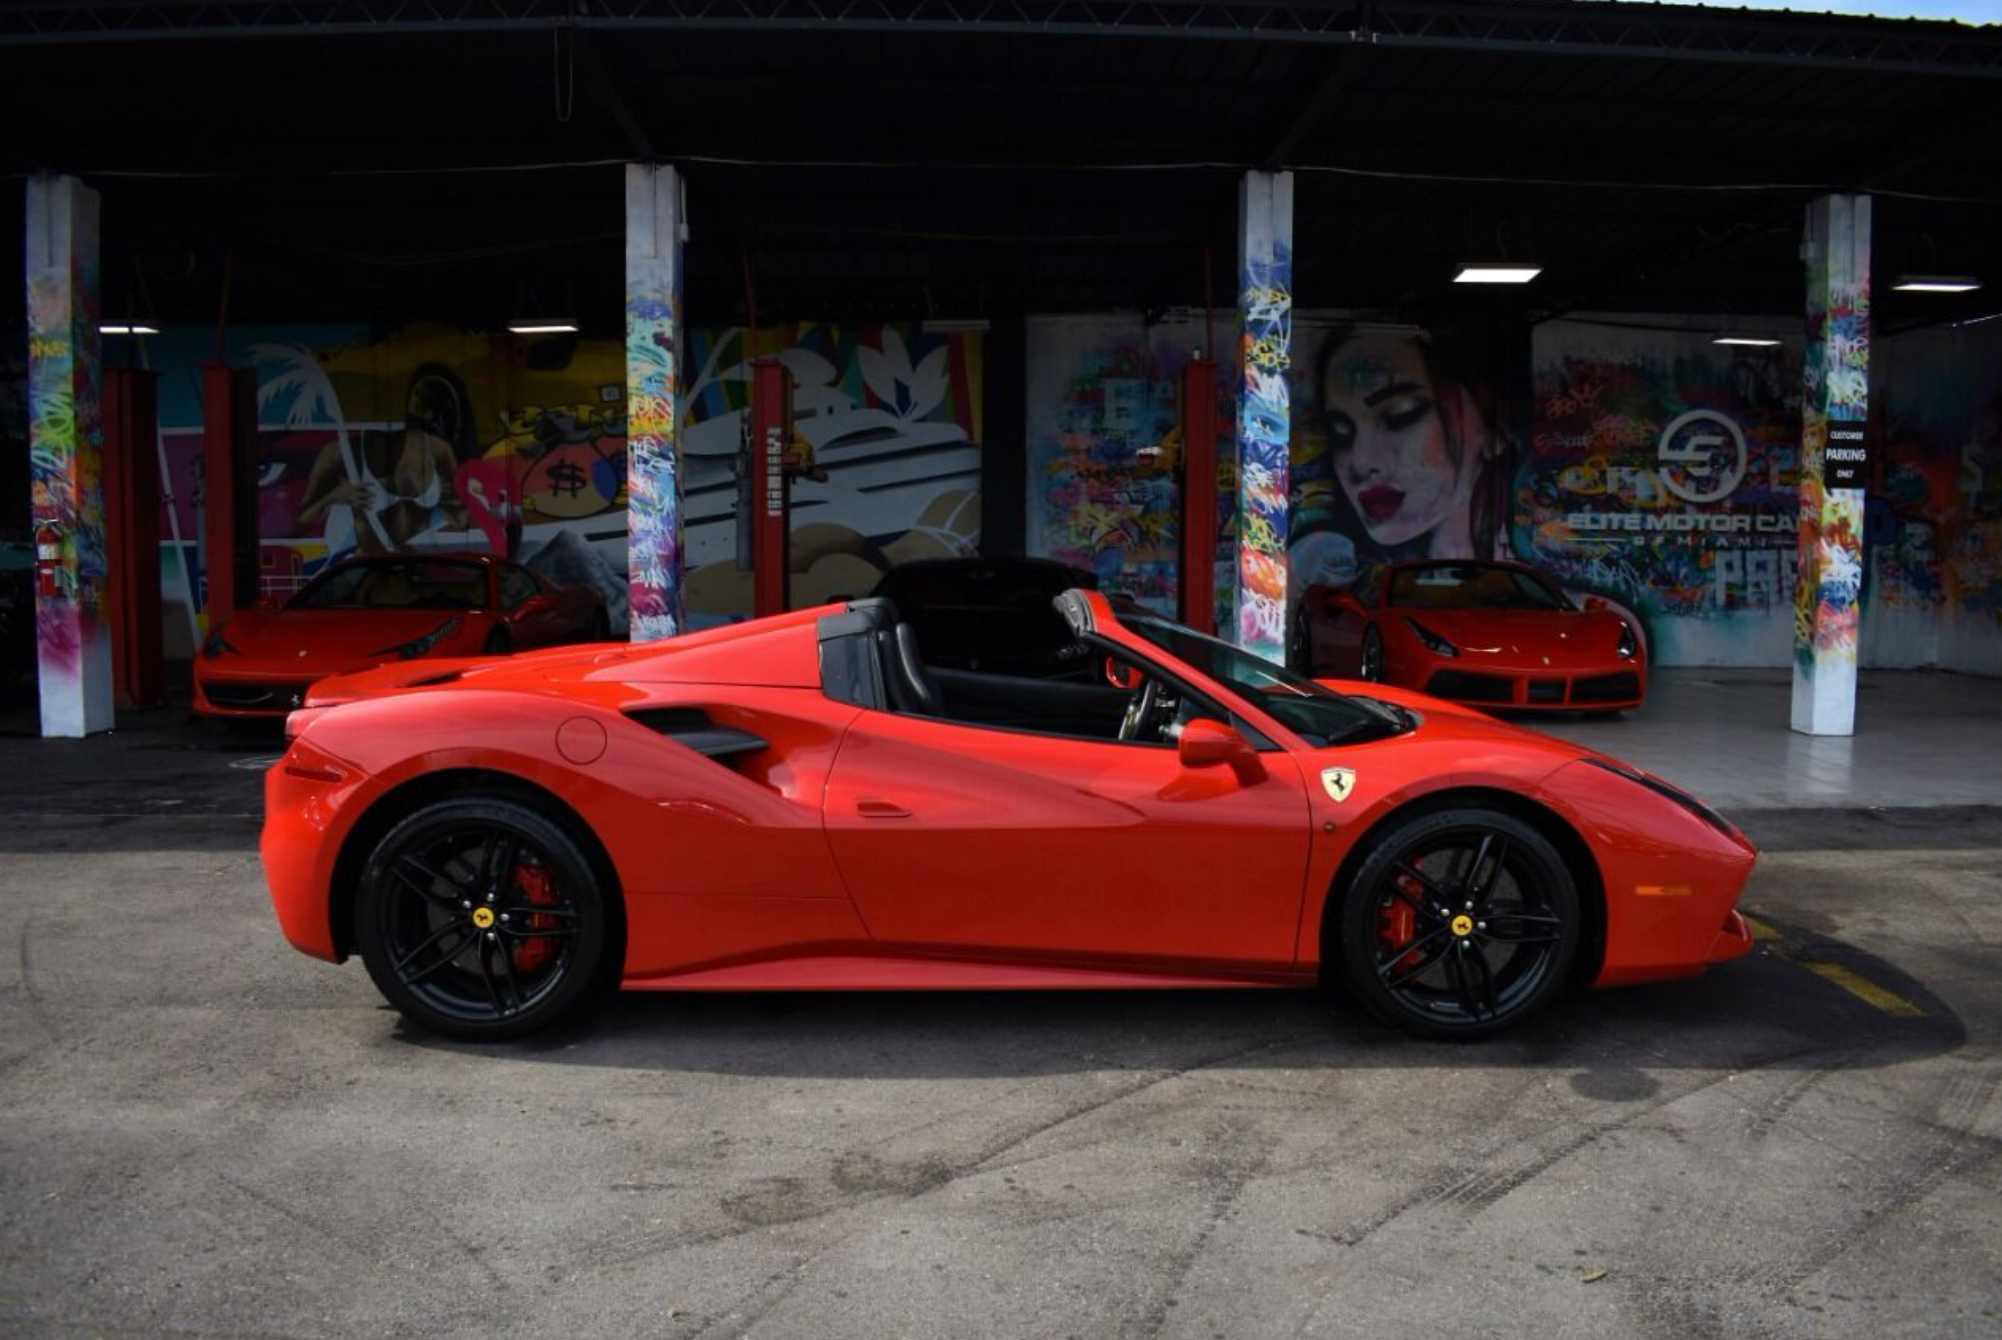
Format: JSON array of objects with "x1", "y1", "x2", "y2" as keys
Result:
[
  {"x1": 263, "y1": 589, "x2": 1752, "y2": 1041},
  {"x1": 197, "y1": 552, "x2": 608, "y2": 718},
  {"x1": 1296, "y1": 560, "x2": 1646, "y2": 714}
]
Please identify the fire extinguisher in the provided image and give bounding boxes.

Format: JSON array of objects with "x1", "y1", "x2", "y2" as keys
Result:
[{"x1": 35, "y1": 521, "x2": 63, "y2": 600}]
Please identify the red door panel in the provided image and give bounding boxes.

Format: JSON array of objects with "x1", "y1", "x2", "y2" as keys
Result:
[{"x1": 823, "y1": 711, "x2": 1314, "y2": 968}]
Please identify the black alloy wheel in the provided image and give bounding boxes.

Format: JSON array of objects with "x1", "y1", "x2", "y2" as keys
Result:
[
  {"x1": 1360, "y1": 625, "x2": 1386, "y2": 682},
  {"x1": 1336, "y1": 809, "x2": 1579, "y2": 1039},
  {"x1": 355, "y1": 796, "x2": 618, "y2": 1041}
]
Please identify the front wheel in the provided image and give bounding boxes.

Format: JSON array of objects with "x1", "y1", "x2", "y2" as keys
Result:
[
  {"x1": 354, "y1": 795, "x2": 620, "y2": 1041},
  {"x1": 1333, "y1": 808, "x2": 1579, "y2": 1039}
]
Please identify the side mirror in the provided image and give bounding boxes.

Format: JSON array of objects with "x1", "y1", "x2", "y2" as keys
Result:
[
  {"x1": 1104, "y1": 657, "x2": 1143, "y2": 691},
  {"x1": 1178, "y1": 718, "x2": 1265, "y2": 784},
  {"x1": 1582, "y1": 595, "x2": 1609, "y2": 613}
]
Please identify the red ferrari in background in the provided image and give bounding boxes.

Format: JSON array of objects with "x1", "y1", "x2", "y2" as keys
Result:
[
  {"x1": 1296, "y1": 559, "x2": 1647, "y2": 714},
  {"x1": 196, "y1": 552, "x2": 608, "y2": 718},
  {"x1": 263, "y1": 588, "x2": 1753, "y2": 1042}
]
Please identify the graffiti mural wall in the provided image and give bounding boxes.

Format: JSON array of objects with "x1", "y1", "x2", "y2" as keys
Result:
[
  {"x1": 144, "y1": 321, "x2": 983, "y2": 648},
  {"x1": 1517, "y1": 321, "x2": 1804, "y2": 666},
  {"x1": 1875, "y1": 319, "x2": 2002, "y2": 676}
]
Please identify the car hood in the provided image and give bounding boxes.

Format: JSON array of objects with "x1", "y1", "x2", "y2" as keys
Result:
[
  {"x1": 223, "y1": 608, "x2": 478, "y2": 663},
  {"x1": 1393, "y1": 607, "x2": 1631, "y2": 665}
]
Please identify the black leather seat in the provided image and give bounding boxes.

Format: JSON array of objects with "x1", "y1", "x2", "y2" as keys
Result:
[{"x1": 881, "y1": 622, "x2": 943, "y2": 716}]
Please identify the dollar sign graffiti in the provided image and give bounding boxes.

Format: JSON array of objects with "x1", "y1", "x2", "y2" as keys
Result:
[{"x1": 545, "y1": 461, "x2": 588, "y2": 498}]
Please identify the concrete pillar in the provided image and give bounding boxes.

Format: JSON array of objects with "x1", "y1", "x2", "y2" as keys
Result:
[
  {"x1": 1234, "y1": 170, "x2": 1293, "y2": 661},
  {"x1": 625, "y1": 163, "x2": 686, "y2": 642},
  {"x1": 1791, "y1": 194, "x2": 1871, "y2": 736},
  {"x1": 25, "y1": 174, "x2": 113, "y2": 738}
]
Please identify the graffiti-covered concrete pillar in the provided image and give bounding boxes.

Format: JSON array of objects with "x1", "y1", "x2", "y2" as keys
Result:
[
  {"x1": 1234, "y1": 170, "x2": 1293, "y2": 660},
  {"x1": 1792, "y1": 194, "x2": 1870, "y2": 736},
  {"x1": 26, "y1": 174, "x2": 113, "y2": 738},
  {"x1": 625, "y1": 163, "x2": 685, "y2": 642}
]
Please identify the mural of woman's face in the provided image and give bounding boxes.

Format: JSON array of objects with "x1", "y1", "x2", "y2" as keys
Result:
[{"x1": 1322, "y1": 332, "x2": 1474, "y2": 549}]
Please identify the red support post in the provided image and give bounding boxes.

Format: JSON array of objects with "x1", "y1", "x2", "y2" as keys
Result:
[
  {"x1": 1179, "y1": 357, "x2": 1219, "y2": 634},
  {"x1": 200, "y1": 365, "x2": 259, "y2": 628},
  {"x1": 102, "y1": 369, "x2": 163, "y2": 708},
  {"x1": 749, "y1": 358, "x2": 793, "y2": 618}
]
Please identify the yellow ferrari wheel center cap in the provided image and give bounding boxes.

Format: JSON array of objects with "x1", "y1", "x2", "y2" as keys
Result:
[
  {"x1": 472, "y1": 906, "x2": 496, "y2": 929},
  {"x1": 1450, "y1": 914, "x2": 1475, "y2": 938}
]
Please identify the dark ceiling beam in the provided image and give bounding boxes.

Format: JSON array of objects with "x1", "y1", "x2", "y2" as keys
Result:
[
  {"x1": 572, "y1": 30, "x2": 653, "y2": 161},
  {"x1": 5, "y1": 2, "x2": 2002, "y2": 80}
]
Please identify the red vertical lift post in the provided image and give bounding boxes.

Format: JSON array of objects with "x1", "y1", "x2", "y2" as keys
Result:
[
  {"x1": 748, "y1": 358, "x2": 794, "y2": 619},
  {"x1": 1178, "y1": 356, "x2": 1220, "y2": 634},
  {"x1": 201, "y1": 365, "x2": 260, "y2": 629},
  {"x1": 102, "y1": 368, "x2": 163, "y2": 707}
]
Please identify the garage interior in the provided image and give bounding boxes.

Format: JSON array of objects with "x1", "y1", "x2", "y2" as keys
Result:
[{"x1": 4, "y1": 4, "x2": 2002, "y2": 1338}]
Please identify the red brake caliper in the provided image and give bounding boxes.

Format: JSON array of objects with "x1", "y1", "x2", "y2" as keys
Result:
[
  {"x1": 1376, "y1": 870, "x2": 1426, "y2": 973},
  {"x1": 510, "y1": 862, "x2": 563, "y2": 973}
]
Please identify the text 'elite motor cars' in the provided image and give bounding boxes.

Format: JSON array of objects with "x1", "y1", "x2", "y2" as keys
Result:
[
  {"x1": 196, "y1": 552, "x2": 609, "y2": 717},
  {"x1": 1296, "y1": 559, "x2": 1647, "y2": 713},
  {"x1": 261, "y1": 589, "x2": 1753, "y2": 1042}
]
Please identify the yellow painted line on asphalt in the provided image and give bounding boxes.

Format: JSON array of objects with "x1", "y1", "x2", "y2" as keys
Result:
[{"x1": 1740, "y1": 913, "x2": 1925, "y2": 1017}]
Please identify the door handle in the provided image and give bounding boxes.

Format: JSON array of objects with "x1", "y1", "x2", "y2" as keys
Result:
[{"x1": 856, "y1": 798, "x2": 911, "y2": 819}]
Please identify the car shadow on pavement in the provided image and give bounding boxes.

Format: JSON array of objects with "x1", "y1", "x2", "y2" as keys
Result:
[{"x1": 392, "y1": 910, "x2": 1965, "y2": 1089}]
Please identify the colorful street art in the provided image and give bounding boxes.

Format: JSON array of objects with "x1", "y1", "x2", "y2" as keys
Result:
[
  {"x1": 625, "y1": 163, "x2": 685, "y2": 643},
  {"x1": 1024, "y1": 315, "x2": 1231, "y2": 616},
  {"x1": 138, "y1": 316, "x2": 981, "y2": 649},
  {"x1": 25, "y1": 175, "x2": 113, "y2": 737},
  {"x1": 1518, "y1": 322, "x2": 1803, "y2": 666},
  {"x1": 1792, "y1": 195, "x2": 1870, "y2": 733},
  {"x1": 1235, "y1": 172, "x2": 1293, "y2": 661}
]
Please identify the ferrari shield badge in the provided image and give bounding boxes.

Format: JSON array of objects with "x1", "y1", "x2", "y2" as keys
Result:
[{"x1": 1321, "y1": 767, "x2": 1357, "y2": 803}]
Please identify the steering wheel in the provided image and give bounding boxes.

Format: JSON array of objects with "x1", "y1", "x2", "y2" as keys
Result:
[{"x1": 1117, "y1": 677, "x2": 1161, "y2": 742}]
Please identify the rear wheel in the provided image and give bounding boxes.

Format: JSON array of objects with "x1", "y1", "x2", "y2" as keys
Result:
[
  {"x1": 1334, "y1": 808, "x2": 1578, "y2": 1039},
  {"x1": 354, "y1": 796, "x2": 619, "y2": 1041}
]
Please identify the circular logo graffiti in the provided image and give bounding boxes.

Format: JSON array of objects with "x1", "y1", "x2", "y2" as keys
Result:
[{"x1": 1656, "y1": 409, "x2": 1747, "y2": 505}]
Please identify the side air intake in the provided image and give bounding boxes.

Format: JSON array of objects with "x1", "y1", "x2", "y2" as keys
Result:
[{"x1": 623, "y1": 708, "x2": 770, "y2": 760}]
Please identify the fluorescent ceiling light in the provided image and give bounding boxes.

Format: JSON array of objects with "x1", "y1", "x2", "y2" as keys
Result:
[
  {"x1": 1893, "y1": 276, "x2": 1981, "y2": 293},
  {"x1": 100, "y1": 324, "x2": 159, "y2": 335},
  {"x1": 920, "y1": 318, "x2": 991, "y2": 333},
  {"x1": 507, "y1": 320, "x2": 579, "y2": 334},
  {"x1": 1454, "y1": 264, "x2": 1542, "y2": 284},
  {"x1": 1713, "y1": 337, "x2": 1782, "y2": 347}
]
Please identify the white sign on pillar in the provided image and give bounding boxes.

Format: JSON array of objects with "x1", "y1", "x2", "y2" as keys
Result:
[
  {"x1": 1234, "y1": 170, "x2": 1294, "y2": 662},
  {"x1": 26, "y1": 174, "x2": 114, "y2": 738},
  {"x1": 1791, "y1": 194, "x2": 1870, "y2": 737},
  {"x1": 625, "y1": 163, "x2": 686, "y2": 643}
]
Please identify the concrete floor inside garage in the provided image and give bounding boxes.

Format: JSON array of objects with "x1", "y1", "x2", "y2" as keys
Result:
[{"x1": 0, "y1": 686, "x2": 1997, "y2": 1340}]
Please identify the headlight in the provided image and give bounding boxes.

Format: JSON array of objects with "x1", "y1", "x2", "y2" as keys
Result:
[
  {"x1": 1616, "y1": 623, "x2": 1638, "y2": 660},
  {"x1": 1404, "y1": 617, "x2": 1458, "y2": 658},
  {"x1": 380, "y1": 616, "x2": 463, "y2": 660},
  {"x1": 201, "y1": 620, "x2": 237, "y2": 659}
]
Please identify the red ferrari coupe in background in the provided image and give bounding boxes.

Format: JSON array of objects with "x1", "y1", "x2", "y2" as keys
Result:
[
  {"x1": 196, "y1": 552, "x2": 608, "y2": 717},
  {"x1": 263, "y1": 588, "x2": 1753, "y2": 1042},
  {"x1": 1296, "y1": 559, "x2": 1646, "y2": 714}
]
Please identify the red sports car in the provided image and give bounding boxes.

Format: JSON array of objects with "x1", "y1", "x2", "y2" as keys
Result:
[
  {"x1": 196, "y1": 552, "x2": 608, "y2": 718},
  {"x1": 262, "y1": 589, "x2": 1752, "y2": 1042},
  {"x1": 1297, "y1": 560, "x2": 1647, "y2": 714}
]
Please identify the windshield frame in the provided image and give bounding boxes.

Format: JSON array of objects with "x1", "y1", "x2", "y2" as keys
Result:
[
  {"x1": 1072, "y1": 592, "x2": 1404, "y2": 750},
  {"x1": 1386, "y1": 560, "x2": 1571, "y2": 613},
  {"x1": 285, "y1": 557, "x2": 494, "y2": 612}
]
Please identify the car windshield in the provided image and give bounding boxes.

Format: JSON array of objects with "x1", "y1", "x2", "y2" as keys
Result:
[
  {"x1": 288, "y1": 559, "x2": 489, "y2": 610},
  {"x1": 1117, "y1": 612, "x2": 1396, "y2": 747},
  {"x1": 1389, "y1": 563, "x2": 1568, "y2": 611}
]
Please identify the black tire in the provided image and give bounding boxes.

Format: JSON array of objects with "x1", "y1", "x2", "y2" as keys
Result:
[
  {"x1": 1360, "y1": 624, "x2": 1385, "y2": 682},
  {"x1": 483, "y1": 627, "x2": 513, "y2": 655},
  {"x1": 1333, "y1": 808, "x2": 1579, "y2": 1040},
  {"x1": 355, "y1": 795, "x2": 621, "y2": 1041}
]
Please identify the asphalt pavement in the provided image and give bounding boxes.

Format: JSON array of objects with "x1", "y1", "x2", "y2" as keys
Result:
[{"x1": 0, "y1": 709, "x2": 1996, "y2": 1340}]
